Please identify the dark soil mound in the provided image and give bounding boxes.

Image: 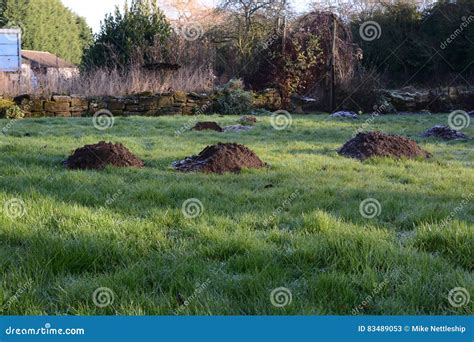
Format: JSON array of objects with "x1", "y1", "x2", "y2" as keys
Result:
[
  {"x1": 421, "y1": 125, "x2": 468, "y2": 140},
  {"x1": 338, "y1": 132, "x2": 431, "y2": 160},
  {"x1": 65, "y1": 141, "x2": 144, "y2": 170},
  {"x1": 192, "y1": 122, "x2": 223, "y2": 132},
  {"x1": 173, "y1": 142, "x2": 265, "y2": 173}
]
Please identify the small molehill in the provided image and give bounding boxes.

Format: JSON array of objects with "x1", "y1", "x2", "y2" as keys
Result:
[
  {"x1": 64, "y1": 141, "x2": 144, "y2": 170},
  {"x1": 338, "y1": 132, "x2": 431, "y2": 160},
  {"x1": 173, "y1": 142, "x2": 265, "y2": 173},
  {"x1": 192, "y1": 122, "x2": 223, "y2": 132},
  {"x1": 421, "y1": 125, "x2": 468, "y2": 140},
  {"x1": 239, "y1": 115, "x2": 258, "y2": 125}
]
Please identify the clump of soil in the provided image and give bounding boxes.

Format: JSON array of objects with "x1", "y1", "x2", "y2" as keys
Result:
[
  {"x1": 421, "y1": 125, "x2": 468, "y2": 140},
  {"x1": 338, "y1": 132, "x2": 431, "y2": 160},
  {"x1": 192, "y1": 122, "x2": 223, "y2": 132},
  {"x1": 173, "y1": 142, "x2": 266, "y2": 173},
  {"x1": 239, "y1": 115, "x2": 257, "y2": 125},
  {"x1": 64, "y1": 141, "x2": 144, "y2": 170}
]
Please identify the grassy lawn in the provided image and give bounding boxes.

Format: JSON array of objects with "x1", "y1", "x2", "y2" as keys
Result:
[{"x1": 0, "y1": 114, "x2": 472, "y2": 315}]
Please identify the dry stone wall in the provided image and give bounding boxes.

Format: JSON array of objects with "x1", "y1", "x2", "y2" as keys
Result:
[
  {"x1": 377, "y1": 86, "x2": 474, "y2": 113},
  {"x1": 14, "y1": 92, "x2": 214, "y2": 117},
  {"x1": 11, "y1": 86, "x2": 472, "y2": 116}
]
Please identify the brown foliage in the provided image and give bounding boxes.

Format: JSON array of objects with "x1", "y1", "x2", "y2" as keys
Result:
[{"x1": 249, "y1": 11, "x2": 361, "y2": 108}]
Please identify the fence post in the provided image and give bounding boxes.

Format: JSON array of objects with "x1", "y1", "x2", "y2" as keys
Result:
[{"x1": 329, "y1": 14, "x2": 337, "y2": 113}]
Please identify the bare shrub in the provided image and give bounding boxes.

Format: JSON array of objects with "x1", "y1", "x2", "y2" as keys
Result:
[
  {"x1": 72, "y1": 64, "x2": 214, "y2": 96},
  {"x1": 0, "y1": 64, "x2": 214, "y2": 97},
  {"x1": 0, "y1": 32, "x2": 215, "y2": 97},
  {"x1": 300, "y1": 12, "x2": 358, "y2": 84},
  {"x1": 250, "y1": 11, "x2": 361, "y2": 108}
]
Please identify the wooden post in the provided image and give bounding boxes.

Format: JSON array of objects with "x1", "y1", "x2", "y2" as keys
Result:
[
  {"x1": 329, "y1": 15, "x2": 337, "y2": 113},
  {"x1": 281, "y1": 15, "x2": 287, "y2": 55}
]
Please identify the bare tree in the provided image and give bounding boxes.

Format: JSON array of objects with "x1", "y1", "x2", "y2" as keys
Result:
[{"x1": 218, "y1": 0, "x2": 288, "y2": 33}]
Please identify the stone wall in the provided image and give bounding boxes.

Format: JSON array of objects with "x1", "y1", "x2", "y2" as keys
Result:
[
  {"x1": 377, "y1": 86, "x2": 474, "y2": 113},
  {"x1": 14, "y1": 92, "x2": 214, "y2": 117},
  {"x1": 13, "y1": 86, "x2": 470, "y2": 116},
  {"x1": 13, "y1": 89, "x2": 283, "y2": 117},
  {"x1": 14, "y1": 94, "x2": 88, "y2": 117}
]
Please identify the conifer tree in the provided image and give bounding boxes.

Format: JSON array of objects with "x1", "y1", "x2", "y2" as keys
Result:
[{"x1": 0, "y1": 0, "x2": 93, "y2": 64}]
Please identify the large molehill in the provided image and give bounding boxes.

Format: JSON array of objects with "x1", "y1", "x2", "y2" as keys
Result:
[
  {"x1": 338, "y1": 132, "x2": 431, "y2": 160},
  {"x1": 64, "y1": 141, "x2": 144, "y2": 170},
  {"x1": 173, "y1": 142, "x2": 266, "y2": 173}
]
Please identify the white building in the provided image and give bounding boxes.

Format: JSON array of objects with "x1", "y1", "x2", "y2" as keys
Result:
[{"x1": 21, "y1": 50, "x2": 79, "y2": 86}]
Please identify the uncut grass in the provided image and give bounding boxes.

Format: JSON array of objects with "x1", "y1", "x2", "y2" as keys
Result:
[{"x1": 0, "y1": 114, "x2": 472, "y2": 315}]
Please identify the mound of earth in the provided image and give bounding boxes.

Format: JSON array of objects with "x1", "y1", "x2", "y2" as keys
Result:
[
  {"x1": 338, "y1": 132, "x2": 431, "y2": 160},
  {"x1": 421, "y1": 125, "x2": 467, "y2": 140},
  {"x1": 239, "y1": 115, "x2": 257, "y2": 125},
  {"x1": 64, "y1": 141, "x2": 144, "y2": 170},
  {"x1": 172, "y1": 142, "x2": 265, "y2": 173},
  {"x1": 192, "y1": 122, "x2": 223, "y2": 132}
]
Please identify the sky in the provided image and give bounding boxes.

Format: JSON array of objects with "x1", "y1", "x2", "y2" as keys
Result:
[{"x1": 61, "y1": 0, "x2": 311, "y2": 33}]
